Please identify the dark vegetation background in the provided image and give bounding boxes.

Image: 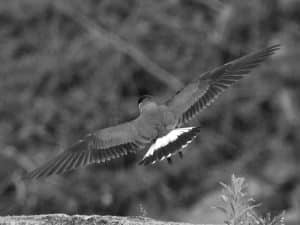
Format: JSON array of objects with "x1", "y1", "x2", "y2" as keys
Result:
[{"x1": 0, "y1": 0, "x2": 299, "y2": 224}]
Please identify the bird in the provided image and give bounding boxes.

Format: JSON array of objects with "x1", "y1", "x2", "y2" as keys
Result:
[{"x1": 25, "y1": 44, "x2": 280, "y2": 179}]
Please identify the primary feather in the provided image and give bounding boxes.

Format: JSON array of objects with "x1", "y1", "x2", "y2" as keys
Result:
[
  {"x1": 167, "y1": 44, "x2": 280, "y2": 126},
  {"x1": 25, "y1": 122, "x2": 147, "y2": 179}
]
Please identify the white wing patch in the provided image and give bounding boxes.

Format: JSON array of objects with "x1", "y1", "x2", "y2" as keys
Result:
[{"x1": 141, "y1": 127, "x2": 196, "y2": 164}]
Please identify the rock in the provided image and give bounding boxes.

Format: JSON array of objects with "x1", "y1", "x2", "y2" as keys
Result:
[{"x1": 0, "y1": 214, "x2": 219, "y2": 225}]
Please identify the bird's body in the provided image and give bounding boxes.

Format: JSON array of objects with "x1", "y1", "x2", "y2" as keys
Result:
[
  {"x1": 93, "y1": 102, "x2": 177, "y2": 150},
  {"x1": 26, "y1": 44, "x2": 280, "y2": 179}
]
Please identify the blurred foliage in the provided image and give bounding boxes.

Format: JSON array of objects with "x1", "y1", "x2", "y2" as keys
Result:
[{"x1": 0, "y1": 0, "x2": 300, "y2": 224}]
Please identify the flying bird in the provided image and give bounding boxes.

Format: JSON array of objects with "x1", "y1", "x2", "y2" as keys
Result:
[{"x1": 26, "y1": 44, "x2": 280, "y2": 179}]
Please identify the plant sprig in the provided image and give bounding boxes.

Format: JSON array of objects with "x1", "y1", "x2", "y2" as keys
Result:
[{"x1": 214, "y1": 175, "x2": 285, "y2": 225}]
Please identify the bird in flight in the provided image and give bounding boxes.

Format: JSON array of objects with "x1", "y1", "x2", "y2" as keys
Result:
[{"x1": 26, "y1": 44, "x2": 280, "y2": 179}]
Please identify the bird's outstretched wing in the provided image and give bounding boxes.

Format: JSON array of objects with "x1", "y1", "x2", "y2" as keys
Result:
[
  {"x1": 25, "y1": 121, "x2": 149, "y2": 179},
  {"x1": 166, "y1": 44, "x2": 280, "y2": 126}
]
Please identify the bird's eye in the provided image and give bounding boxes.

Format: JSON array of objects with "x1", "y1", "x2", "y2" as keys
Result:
[{"x1": 138, "y1": 97, "x2": 145, "y2": 104}]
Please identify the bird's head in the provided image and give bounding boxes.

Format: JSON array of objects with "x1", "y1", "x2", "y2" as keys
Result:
[{"x1": 138, "y1": 95, "x2": 157, "y2": 113}]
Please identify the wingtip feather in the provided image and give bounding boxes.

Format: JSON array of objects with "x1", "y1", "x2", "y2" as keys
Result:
[{"x1": 263, "y1": 44, "x2": 281, "y2": 56}]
